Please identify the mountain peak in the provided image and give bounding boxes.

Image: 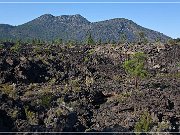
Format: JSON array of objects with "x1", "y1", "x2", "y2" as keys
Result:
[
  {"x1": 38, "y1": 14, "x2": 54, "y2": 19},
  {"x1": 55, "y1": 14, "x2": 90, "y2": 24},
  {"x1": 34, "y1": 14, "x2": 90, "y2": 25},
  {"x1": 72, "y1": 14, "x2": 84, "y2": 18}
]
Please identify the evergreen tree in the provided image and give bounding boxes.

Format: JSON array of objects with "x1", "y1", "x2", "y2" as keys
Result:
[
  {"x1": 10, "y1": 39, "x2": 22, "y2": 52},
  {"x1": 138, "y1": 31, "x2": 148, "y2": 44},
  {"x1": 123, "y1": 52, "x2": 148, "y2": 89},
  {"x1": 86, "y1": 33, "x2": 95, "y2": 45},
  {"x1": 97, "y1": 38, "x2": 102, "y2": 45},
  {"x1": 54, "y1": 38, "x2": 63, "y2": 44}
]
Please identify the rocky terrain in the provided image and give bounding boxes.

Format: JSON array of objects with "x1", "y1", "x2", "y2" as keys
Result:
[
  {"x1": 0, "y1": 41, "x2": 180, "y2": 134},
  {"x1": 0, "y1": 14, "x2": 170, "y2": 42}
]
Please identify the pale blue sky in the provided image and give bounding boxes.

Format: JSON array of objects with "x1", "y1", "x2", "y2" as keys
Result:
[{"x1": 0, "y1": 0, "x2": 180, "y2": 38}]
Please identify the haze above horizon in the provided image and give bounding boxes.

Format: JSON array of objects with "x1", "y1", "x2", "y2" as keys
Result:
[{"x1": 0, "y1": 0, "x2": 179, "y2": 38}]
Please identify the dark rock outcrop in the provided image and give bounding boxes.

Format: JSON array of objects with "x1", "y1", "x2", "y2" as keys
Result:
[{"x1": 0, "y1": 42, "x2": 180, "y2": 133}]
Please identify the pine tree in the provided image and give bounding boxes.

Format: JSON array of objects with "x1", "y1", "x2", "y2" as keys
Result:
[
  {"x1": 123, "y1": 52, "x2": 148, "y2": 89},
  {"x1": 86, "y1": 33, "x2": 95, "y2": 45}
]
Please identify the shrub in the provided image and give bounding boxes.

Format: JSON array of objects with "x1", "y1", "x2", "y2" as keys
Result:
[
  {"x1": 112, "y1": 75, "x2": 122, "y2": 83},
  {"x1": 0, "y1": 84, "x2": 17, "y2": 99},
  {"x1": 168, "y1": 38, "x2": 180, "y2": 45},
  {"x1": 85, "y1": 76, "x2": 94, "y2": 87},
  {"x1": 156, "y1": 121, "x2": 170, "y2": 132},
  {"x1": 84, "y1": 57, "x2": 89, "y2": 63},
  {"x1": 40, "y1": 94, "x2": 53, "y2": 108},
  {"x1": 88, "y1": 49, "x2": 95, "y2": 55},
  {"x1": 10, "y1": 40, "x2": 22, "y2": 52},
  {"x1": 0, "y1": 44, "x2": 3, "y2": 49},
  {"x1": 109, "y1": 91, "x2": 132, "y2": 103},
  {"x1": 69, "y1": 79, "x2": 81, "y2": 92},
  {"x1": 24, "y1": 106, "x2": 38, "y2": 125},
  {"x1": 134, "y1": 111, "x2": 153, "y2": 134}
]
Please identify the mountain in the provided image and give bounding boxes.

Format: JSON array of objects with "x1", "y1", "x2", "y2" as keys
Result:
[{"x1": 0, "y1": 14, "x2": 171, "y2": 42}]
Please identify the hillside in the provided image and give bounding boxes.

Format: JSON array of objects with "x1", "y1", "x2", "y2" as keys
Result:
[{"x1": 0, "y1": 14, "x2": 170, "y2": 42}]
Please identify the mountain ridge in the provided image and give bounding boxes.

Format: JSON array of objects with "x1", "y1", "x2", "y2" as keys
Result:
[{"x1": 0, "y1": 14, "x2": 171, "y2": 42}]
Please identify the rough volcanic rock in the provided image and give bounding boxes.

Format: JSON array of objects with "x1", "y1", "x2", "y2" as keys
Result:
[{"x1": 0, "y1": 42, "x2": 180, "y2": 133}]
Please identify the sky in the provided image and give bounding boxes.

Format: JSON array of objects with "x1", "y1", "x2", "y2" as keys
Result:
[{"x1": 0, "y1": 0, "x2": 180, "y2": 38}]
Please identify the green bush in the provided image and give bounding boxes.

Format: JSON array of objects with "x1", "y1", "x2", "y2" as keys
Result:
[
  {"x1": 10, "y1": 40, "x2": 22, "y2": 52},
  {"x1": 0, "y1": 84, "x2": 17, "y2": 99},
  {"x1": 40, "y1": 94, "x2": 53, "y2": 108},
  {"x1": 24, "y1": 106, "x2": 38, "y2": 125},
  {"x1": 0, "y1": 44, "x2": 3, "y2": 49},
  {"x1": 134, "y1": 111, "x2": 153, "y2": 134}
]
